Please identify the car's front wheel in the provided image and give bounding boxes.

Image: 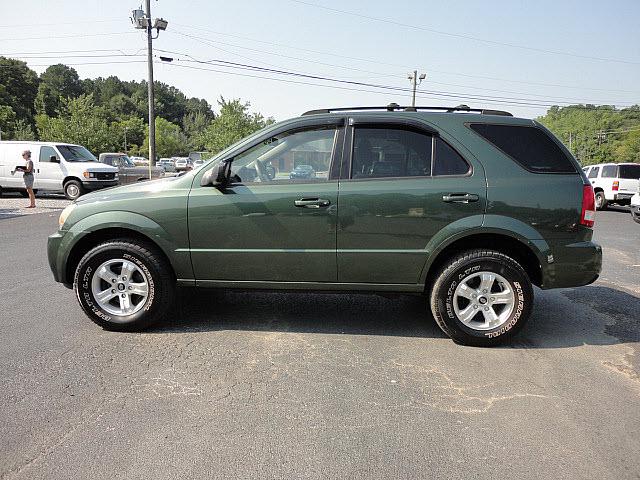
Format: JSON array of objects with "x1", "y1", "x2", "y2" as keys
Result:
[
  {"x1": 74, "y1": 239, "x2": 175, "y2": 331},
  {"x1": 64, "y1": 180, "x2": 85, "y2": 200},
  {"x1": 429, "y1": 250, "x2": 533, "y2": 347}
]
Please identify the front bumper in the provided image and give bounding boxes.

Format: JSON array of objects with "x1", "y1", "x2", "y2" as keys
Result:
[
  {"x1": 47, "y1": 230, "x2": 66, "y2": 284},
  {"x1": 542, "y1": 240, "x2": 602, "y2": 289},
  {"x1": 82, "y1": 180, "x2": 118, "y2": 190},
  {"x1": 631, "y1": 204, "x2": 640, "y2": 224}
]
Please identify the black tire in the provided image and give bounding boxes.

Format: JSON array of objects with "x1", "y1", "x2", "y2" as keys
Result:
[
  {"x1": 73, "y1": 239, "x2": 175, "y2": 331},
  {"x1": 429, "y1": 250, "x2": 533, "y2": 347},
  {"x1": 64, "y1": 180, "x2": 85, "y2": 200},
  {"x1": 594, "y1": 191, "x2": 607, "y2": 210}
]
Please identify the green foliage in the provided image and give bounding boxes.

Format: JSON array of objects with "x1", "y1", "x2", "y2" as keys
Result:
[
  {"x1": 140, "y1": 117, "x2": 188, "y2": 158},
  {"x1": 0, "y1": 57, "x2": 39, "y2": 125},
  {"x1": 202, "y1": 97, "x2": 275, "y2": 153},
  {"x1": 35, "y1": 64, "x2": 82, "y2": 116},
  {"x1": 0, "y1": 105, "x2": 17, "y2": 138},
  {"x1": 36, "y1": 94, "x2": 119, "y2": 153},
  {"x1": 12, "y1": 120, "x2": 37, "y2": 141},
  {"x1": 537, "y1": 105, "x2": 640, "y2": 165}
]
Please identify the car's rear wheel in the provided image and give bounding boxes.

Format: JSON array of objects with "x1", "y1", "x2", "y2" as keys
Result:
[
  {"x1": 74, "y1": 239, "x2": 175, "y2": 331},
  {"x1": 64, "y1": 180, "x2": 85, "y2": 200},
  {"x1": 429, "y1": 249, "x2": 533, "y2": 347},
  {"x1": 595, "y1": 191, "x2": 607, "y2": 210}
]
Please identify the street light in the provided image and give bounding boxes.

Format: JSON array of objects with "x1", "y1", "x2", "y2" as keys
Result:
[{"x1": 130, "y1": 2, "x2": 168, "y2": 177}]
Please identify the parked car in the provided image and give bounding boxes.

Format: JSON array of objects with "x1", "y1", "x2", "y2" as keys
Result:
[
  {"x1": 582, "y1": 162, "x2": 640, "y2": 210},
  {"x1": 192, "y1": 159, "x2": 205, "y2": 169},
  {"x1": 174, "y1": 157, "x2": 193, "y2": 172},
  {"x1": 289, "y1": 164, "x2": 316, "y2": 179},
  {"x1": 48, "y1": 104, "x2": 602, "y2": 346},
  {"x1": 0, "y1": 141, "x2": 118, "y2": 199},
  {"x1": 129, "y1": 156, "x2": 148, "y2": 166},
  {"x1": 630, "y1": 190, "x2": 640, "y2": 224},
  {"x1": 99, "y1": 153, "x2": 164, "y2": 185},
  {"x1": 157, "y1": 158, "x2": 176, "y2": 172}
]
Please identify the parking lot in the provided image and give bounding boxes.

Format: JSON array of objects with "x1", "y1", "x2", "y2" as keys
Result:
[{"x1": 0, "y1": 200, "x2": 638, "y2": 479}]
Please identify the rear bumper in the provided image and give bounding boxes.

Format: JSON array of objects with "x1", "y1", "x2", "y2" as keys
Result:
[{"x1": 542, "y1": 240, "x2": 602, "y2": 289}]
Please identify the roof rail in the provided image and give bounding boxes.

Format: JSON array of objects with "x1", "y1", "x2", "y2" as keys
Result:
[{"x1": 302, "y1": 103, "x2": 512, "y2": 117}]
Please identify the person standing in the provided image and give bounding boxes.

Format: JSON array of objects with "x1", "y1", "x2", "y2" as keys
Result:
[{"x1": 21, "y1": 150, "x2": 36, "y2": 208}]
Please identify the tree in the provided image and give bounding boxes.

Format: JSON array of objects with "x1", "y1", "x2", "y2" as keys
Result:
[
  {"x1": 36, "y1": 94, "x2": 118, "y2": 154},
  {"x1": 0, "y1": 105, "x2": 17, "y2": 139},
  {"x1": 12, "y1": 120, "x2": 36, "y2": 141},
  {"x1": 202, "y1": 97, "x2": 274, "y2": 153},
  {"x1": 0, "y1": 57, "x2": 39, "y2": 125},
  {"x1": 140, "y1": 117, "x2": 188, "y2": 159},
  {"x1": 113, "y1": 116, "x2": 145, "y2": 153},
  {"x1": 35, "y1": 64, "x2": 83, "y2": 116}
]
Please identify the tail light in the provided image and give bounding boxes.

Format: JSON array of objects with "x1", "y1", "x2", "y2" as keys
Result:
[
  {"x1": 581, "y1": 184, "x2": 595, "y2": 228},
  {"x1": 612, "y1": 181, "x2": 619, "y2": 191}
]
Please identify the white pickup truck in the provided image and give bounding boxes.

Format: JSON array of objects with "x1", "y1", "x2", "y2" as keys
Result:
[{"x1": 582, "y1": 163, "x2": 640, "y2": 210}]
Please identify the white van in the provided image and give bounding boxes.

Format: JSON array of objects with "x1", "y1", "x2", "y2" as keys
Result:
[
  {"x1": 582, "y1": 162, "x2": 640, "y2": 210},
  {"x1": 0, "y1": 141, "x2": 118, "y2": 200}
]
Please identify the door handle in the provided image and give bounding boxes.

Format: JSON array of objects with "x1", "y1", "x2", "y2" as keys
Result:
[
  {"x1": 442, "y1": 193, "x2": 479, "y2": 203},
  {"x1": 294, "y1": 198, "x2": 331, "y2": 209}
]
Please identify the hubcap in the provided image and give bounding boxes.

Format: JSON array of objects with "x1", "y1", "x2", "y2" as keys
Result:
[
  {"x1": 67, "y1": 184, "x2": 79, "y2": 198},
  {"x1": 91, "y1": 258, "x2": 149, "y2": 316},
  {"x1": 453, "y1": 271, "x2": 515, "y2": 331}
]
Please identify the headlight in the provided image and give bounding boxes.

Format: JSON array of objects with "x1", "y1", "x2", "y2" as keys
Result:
[
  {"x1": 58, "y1": 204, "x2": 76, "y2": 229},
  {"x1": 82, "y1": 171, "x2": 96, "y2": 179}
]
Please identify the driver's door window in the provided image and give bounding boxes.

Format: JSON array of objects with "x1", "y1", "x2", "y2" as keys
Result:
[{"x1": 230, "y1": 127, "x2": 336, "y2": 184}]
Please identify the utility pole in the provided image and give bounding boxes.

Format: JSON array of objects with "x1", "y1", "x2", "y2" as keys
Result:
[
  {"x1": 123, "y1": 126, "x2": 128, "y2": 154},
  {"x1": 568, "y1": 131, "x2": 573, "y2": 151},
  {"x1": 131, "y1": 3, "x2": 168, "y2": 176},
  {"x1": 407, "y1": 70, "x2": 426, "y2": 107},
  {"x1": 145, "y1": 0, "x2": 155, "y2": 171}
]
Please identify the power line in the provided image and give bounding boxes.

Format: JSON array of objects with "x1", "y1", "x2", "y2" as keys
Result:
[
  {"x1": 0, "y1": 31, "x2": 137, "y2": 42},
  {"x1": 172, "y1": 23, "x2": 640, "y2": 95},
  {"x1": 0, "y1": 19, "x2": 122, "y2": 28},
  {"x1": 289, "y1": 0, "x2": 640, "y2": 66}
]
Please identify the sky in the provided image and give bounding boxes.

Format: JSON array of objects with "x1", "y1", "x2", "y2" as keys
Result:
[{"x1": 1, "y1": 0, "x2": 639, "y2": 121}]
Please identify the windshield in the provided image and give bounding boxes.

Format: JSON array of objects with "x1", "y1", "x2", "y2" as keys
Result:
[
  {"x1": 57, "y1": 145, "x2": 97, "y2": 162},
  {"x1": 619, "y1": 164, "x2": 640, "y2": 179}
]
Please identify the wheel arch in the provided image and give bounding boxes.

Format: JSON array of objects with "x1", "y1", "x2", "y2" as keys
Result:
[
  {"x1": 64, "y1": 227, "x2": 177, "y2": 286},
  {"x1": 63, "y1": 175, "x2": 83, "y2": 186},
  {"x1": 422, "y1": 231, "x2": 545, "y2": 291}
]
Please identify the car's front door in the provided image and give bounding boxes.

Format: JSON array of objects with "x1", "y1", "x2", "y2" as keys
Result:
[
  {"x1": 188, "y1": 120, "x2": 344, "y2": 284},
  {"x1": 337, "y1": 118, "x2": 487, "y2": 286},
  {"x1": 35, "y1": 145, "x2": 65, "y2": 190}
]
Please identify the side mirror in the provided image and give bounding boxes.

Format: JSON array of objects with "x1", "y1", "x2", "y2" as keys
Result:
[
  {"x1": 200, "y1": 160, "x2": 231, "y2": 187},
  {"x1": 50, "y1": 155, "x2": 60, "y2": 163}
]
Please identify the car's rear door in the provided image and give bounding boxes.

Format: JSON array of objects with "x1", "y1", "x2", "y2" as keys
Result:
[
  {"x1": 336, "y1": 116, "x2": 486, "y2": 285},
  {"x1": 188, "y1": 117, "x2": 345, "y2": 284}
]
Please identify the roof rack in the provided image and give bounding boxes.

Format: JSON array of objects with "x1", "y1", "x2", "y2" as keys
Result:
[{"x1": 302, "y1": 103, "x2": 512, "y2": 117}]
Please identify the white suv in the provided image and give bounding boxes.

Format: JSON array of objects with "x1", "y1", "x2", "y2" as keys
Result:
[{"x1": 583, "y1": 163, "x2": 640, "y2": 210}]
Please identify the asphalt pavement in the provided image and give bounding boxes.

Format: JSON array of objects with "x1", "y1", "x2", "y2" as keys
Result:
[{"x1": 0, "y1": 208, "x2": 639, "y2": 479}]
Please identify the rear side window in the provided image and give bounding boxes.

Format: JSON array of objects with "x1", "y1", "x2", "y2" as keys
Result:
[
  {"x1": 619, "y1": 164, "x2": 640, "y2": 179},
  {"x1": 433, "y1": 138, "x2": 470, "y2": 176},
  {"x1": 601, "y1": 165, "x2": 617, "y2": 178},
  {"x1": 588, "y1": 166, "x2": 600, "y2": 179},
  {"x1": 351, "y1": 127, "x2": 432, "y2": 178},
  {"x1": 469, "y1": 123, "x2": 576, "y2": 173}
]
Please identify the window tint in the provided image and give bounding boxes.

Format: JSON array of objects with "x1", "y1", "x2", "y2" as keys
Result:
[
  {"x1": 39, "y1": 146, "x2": 58, "y2": 163},
  {"x1": 57, "y1": 145, "x2": 97, "y2": 162},
  {"x1": 601, "y1": 165, "x2": 617, "y2": 178},
  {"x1": 619, "y1": 164, "x2": 640, "y2": 179},
  {"x1": 433, "y1": 138, "x2": 470, "y2": 176},
  {"x1": 351, "y1": 127, "x2": 432, "y2": 179},
  {"x1": 469, "y1": 124, "x2": 576, "y2": 173},
  {"x1": 588, "y1": 166, "x2": 600, "y2": 178},
  {"x1": 231, "y1": 127, "x2": 336, "y2": 184}
]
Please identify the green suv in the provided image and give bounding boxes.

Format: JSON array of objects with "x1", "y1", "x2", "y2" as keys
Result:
[{"x1": 48, "y1": 105, "x2": 602, "y2": 346}]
